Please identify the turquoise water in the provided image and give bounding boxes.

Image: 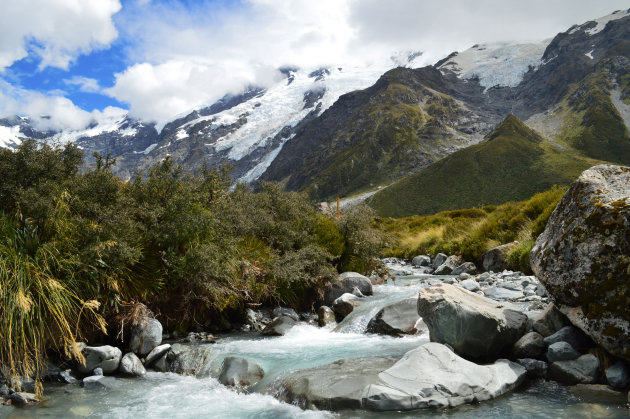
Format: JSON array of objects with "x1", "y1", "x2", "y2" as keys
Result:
[{"x1": 3, "y1": 277, "x2": 629, "y2": 418}]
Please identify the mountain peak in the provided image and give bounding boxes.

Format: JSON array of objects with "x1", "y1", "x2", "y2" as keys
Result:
[{"x1": 486, "y1": 114, "x2": 542, "y2": 144}]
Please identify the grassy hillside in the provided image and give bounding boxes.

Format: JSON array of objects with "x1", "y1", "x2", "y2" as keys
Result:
[
  {"x1": 377, "y1": 186, "x2": 567, "y2": 273},
  {"x1": 369, "y1": 114, "x2": 601, "y2": 217}
]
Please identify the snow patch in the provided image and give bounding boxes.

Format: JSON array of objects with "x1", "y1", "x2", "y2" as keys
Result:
[
  {"x1": 437, "y1": 41, "x2": 549, "y2": 90},
  {"x1": 135, "y1": 143, "x2": 158, "y2": 155},
  {"x1": 569, "y1": 9, "x2": 630, "y2": 36},
  {"x1": 176, "y1": 129, "x2": 188, "y2": 141},
  {"x1": 585, "y1": 50, "x2": 594, "y2": 60},
  {"x1": 238, "y1": 135, "x2": 295, "y2": 184},
  {"x1": 0, "y1": 125, "x2": 25, "y2": 148}
]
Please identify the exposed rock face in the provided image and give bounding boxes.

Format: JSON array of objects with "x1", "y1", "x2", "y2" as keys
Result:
[
  {"x1": 218, "y1": 356, "x2": 265, "y2": 387},
  {"x1": 130, "y1": 318, "x2": 163, "y2": 356},
  {"x1": 262, "y1": 316, "x2": 297, "y2": 336},
  {"x1": 78, "y1": 346, "x2": 122, "y2": 374},
  {"x1": 417, "y1": 284, "x2": 528, "y2": 360},
  {"x1": 483, "y1": 242, "x2": 518, "y2": 272},
  {"x1": 268, "y1": 356, "x2": 400, "y2": 410},
  {"x1": 324, "y1": 272, "x2": 373, "y2": 306},
  {"x1": 366, "y1": 298, "x2": 423, "y2": 336},
  {"x1": 531, "y1": 165, "x2": 630, "y2": 360},
  {"x1": 362, "y1": 343, "x2": 526, "y2": 410}
]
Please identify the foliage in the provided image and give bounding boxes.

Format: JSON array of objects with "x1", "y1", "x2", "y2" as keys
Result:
[
  {"x1": 0, "y1": 140, "x2": 385, "y2": 387},
  {"x1": 377, "y1": 186, "x2": 565, "y2": 273}
]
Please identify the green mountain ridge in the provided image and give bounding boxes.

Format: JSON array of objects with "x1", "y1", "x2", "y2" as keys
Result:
[{"x1": 368, "y1": 114, "x2": 603, "y2": 217}]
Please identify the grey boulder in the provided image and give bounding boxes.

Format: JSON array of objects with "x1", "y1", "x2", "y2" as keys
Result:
[
  {"x1": 431, "y1": 253, "x2": 448, "y2": 269},
  {"x1": 271, "y1": 307, "x2": 299, "y2": 322},
  {"x1": 452, "y1": 262, "x2": 478, "y2": 276},
  {"x1": 119, "y1": 352, "x2": 146, "y2": 377},
  {"x1": 411, "y1": 255, "x2": 431, "y2": 267},
  {"x1": 516, "y1": 358, "x2": 548, "y2": 378},
  {"x1": 459, "y1": 279, "x2": 480, "y2": 292},
  {"x1": 366, "y1": 298, "x2": 423, "y2": 336},
  {"x1": 145, "y1": 344, "x2": 171, "y2": 367},
  {"x1": 78, "y1": 345, "x2": 122, "y2": 374},
  {"x1": 434, "y1": 255, "x2": 464, "y2": 275},
  {"x1": 605, "y1": 361, "x2": 630, "y2": 389},
  {"x1": 324, "y1": 272, "x2": 373, "y2": 305},
  {"x1": 483, "y1": 242, "x2": 518, "y2": 272},
  {"x1": 550, "y1": 354, "x2": 600, "y2": 384},
  {"x1": 262, "y1": 316, "x2": 297, "y2": 336},
  {"x1": 166, "y1": 343, "x2": 213, "y2": 377},
  {"x1": 511, "y1": 332, "x2": 545, "y2": 359},
  {"x1": 482, "y1": 286, "x2": 524, "y2": 301},
  {"x1": 363, "y1": 343, "x2": 527, "y2": 410},
  {"x1": 543, "y1": 326, "x2": 593, "y2": 351},
  {"x1": 546, "y1": 341, "x2": 580, "y2": 363},
  {"x1": 332, "y1": 293, "x2": 362, "y2": 320},
  {"x1": 218, "y1": 356, "x2": 264, "y2": 387},
  {"x1": 130, "y1": 317, "x2": 163, "y2": 356},
  {"x1": 532, "y1": 304, "x2": 570, "y2": 337},
  {"x1": 417, "y1": 284, "x2": 528, "y2": 360},
  {"x1": 81, "y1": 375, "x2": 118, "y2": 390},
  {"x1": 10, "y1": 392, "x2": 40, "y2": 405},
  {"x1": 530, "y1": 165, "x2": 630, "y2": 360}
]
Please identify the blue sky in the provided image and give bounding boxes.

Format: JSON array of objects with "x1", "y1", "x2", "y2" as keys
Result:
[{"x1": 1, "y1": 0, "x2": 629, "y2": 131}]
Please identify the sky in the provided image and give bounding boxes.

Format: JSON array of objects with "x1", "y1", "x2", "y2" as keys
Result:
[{"x1": 1, "y1": 0, "x2": 629, "y2": 131}]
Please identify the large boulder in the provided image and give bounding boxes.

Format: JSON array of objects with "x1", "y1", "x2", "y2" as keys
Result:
[
  {"x1": 431, "y1": 253, "x2": 448, "y2": 269},
  {"x1": 417, "y1": 284, "x2": 528, "y2": 360},
  {"x1": 268, "y1": 356, "x2": 400, "y2": 410},
  {"x1": 434, "y1": 255, "x2": 464, "y2": 275},
  {"x1": 262, "y1": 316, "x2": 297, "y2": 336},
  {"x1": 366, "y1": 298, "x2": 423, "y2": 336},
  {"x1": 549, "y1": 354, "x2": 600, "y2": 384},
  {"x1": 362, "y1": 343, "x2": 527, "y2": 410},
  {"x1": 546, "y1": 342, "x2": 580, "y2": 364},
  {"x1": 119, "y1": 352, "x2": 146, "y2": 377},
  {"x1": 511, "y1": 332, "x2": 545, "y2": 359},
  {"x1": 605, "y1": 361, "x2": 630, "y2": 389},
  {"x1": 530, "y1": 165, "x2": 630, "y2": 360},
  {"x1": 145, "y1": 344, "x2": 171, "y2": 367},
  {"x1": 411, "y1": 255, "x2": 431, "y2": 267},
  {"x1": 532, "y1": 304, "x2": 570, "y2": 337},
  {"x1": 218, "y1": 356, "x2": 264, "y2": 387},
  {"x1": 452, "y1": 262, "x2": 478, "y2": 276},
  {"x1": 271, "y1": 307, "x2": 299, "y2": 322},
  {"x1": 317, "y1": 306, "x2": 336, "y2": 327},
  {"x1": 81, "y1": 375, "x2": 118, "y2": 390},
  {"x1": 324, "y1": 272, "x2": 373, "y2": 305},
  {"x1": 332, "y1": 293, "x2": 362, "y2": 320},
  {"x1": 483, "y1": 242, "x2": 518, "y2": 272},
  {"x1": 542, "y1": 326, "x2": 593, "y2": 351},
  {"x1": 78, "y1": 345, "x2": 122, "y2": 374},
  {"x1": 130, "y1": 317, "x2": 163, "y2": 356},
  {"x1": 166, "y1": 343, "x2": 213, "y2": 377}
]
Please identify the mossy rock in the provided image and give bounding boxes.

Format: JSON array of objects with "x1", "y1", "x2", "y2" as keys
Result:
[{"x1": 530, "y1": 164, "x2": 630, "y2": 360}]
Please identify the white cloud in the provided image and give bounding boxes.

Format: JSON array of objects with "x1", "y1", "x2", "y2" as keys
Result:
[
  {"x1": 0, "y1": 79, "x2": 125, "y2": 132},
  {"x1": 64, "y1": 76, "x2": 101, "y2": 93},
  {"x1": 0, "y1": 0, "x2": 121, "y2": 70}
]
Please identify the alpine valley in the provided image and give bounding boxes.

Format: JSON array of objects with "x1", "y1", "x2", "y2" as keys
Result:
[{"x1": 1, "y1": 9, "x2": 630, "y2": 217}]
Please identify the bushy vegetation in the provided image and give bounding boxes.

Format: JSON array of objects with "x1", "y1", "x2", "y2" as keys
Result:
[
  {"x1": 370, "y1": 115, "x2": 600, "y2": 217},
  {"x1": 0, "y1": 140, "x2": 384, "y2": 393},
  {"x1": 377, "y1": 186, "x2": 566, "y2": 272}
]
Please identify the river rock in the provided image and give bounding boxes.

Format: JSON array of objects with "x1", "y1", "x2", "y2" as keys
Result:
[
  {"x1": 516, "y1": 358, "x2": 548, "y2": 378},
  {"x1": 431, "y1": 253, "x2": 448, "y2": 269},
  {"x1": 362, "y1": 343, "x2": 527, "y2": 410},
  {"x1": 532, "y1": 304, "x2": 570, "y2": 337},
  {"x1": 568, "y1": 384, "x2": 628, "y2": 405},
  {"x1": 482, "y1": 286, "x2": 524, "y2": 301},
  {"x1": 459, "y1": 279, "x2": 480, "y2": 292},
  {"x1": 549, "y1": 354, "x2": 600, "y2": 384},
  {"x1": 511, "y1": 332, "x2": 545, "y2": 359},
  {"x1": 10, "y1": 392, "x2": 40, "y2": 405},
  {"x1": 546, "y1": 342, "x2": 580, "y2": 363},
  {"x1": 317, "y1": 306, "x2": 336, "y2": 327},
  {"x1": 452, "y1": 262, "x2": 478, "y2": 276},
  {"x1": 483, "y1": 242, "x2": 518, "y2": 272},
  {"x1": 605, "y1": 361, "x2": 630, "y2": 389},
  {"x1": 434, "y1": 255, "x2": 464, "y2": 275},
  {"x1": 166, "y1": 344, "x2": 212, "y2": 377},
  {"x1": 119, "y1": 353, "x2": 146, "y2": 377},
  {"x1": 530, "y1": 165, "x2": 630, "y2": 360},
  {"x1": 218, "y1": 356, "x2": 265, "y2": 387},
  {"x1": 417, "y1": 284, "x2": 528, "y2": 360},
  {"x1": 78, "y1": 345, "x2": 122, "y2": 374},
  {"x1": 324, "y1": 272, "x2": 373, "y2": 305},
  {"x1": 268, "y1": 356, "x2": 400, "y2": 410},
  {"x1": 130, "y1": 318, "x2": 163, "y2": 356},
  {"x1": 543, "y1": 326, "x2": 593, "y2": 351},
  {"x1": 81, "y1": 375, "x2": 118, "y2": 390},
  {"x1": 145, "y1": 344, "x2": 171, "y2": 366},
  {"x1": 262, "y1": 315, "x2": 297, "y2": 336},
  {"x1": 366, "y1": 298, "x2": 421, "y2": 336},
  {"x1": 272, "y1": 307, "x2": 299, "y2": 321},
  {"x1": 332, "y1": 293, "x2": 362, "y2": 320},
  {"x1": 411, "y1": 255, "x2": 431, "y2": 267}
]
